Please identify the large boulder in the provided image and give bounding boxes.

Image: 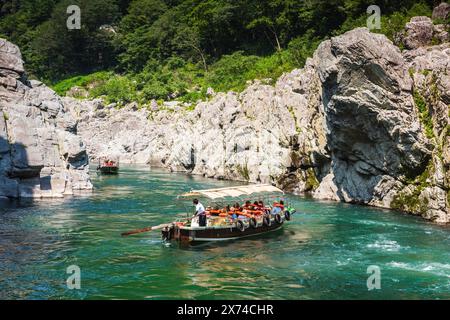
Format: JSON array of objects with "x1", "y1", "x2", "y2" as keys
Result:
[
  {"x1": 310, "y1": 27, "x2": 449, "y2": 223},
  {"x1": 313, "y1": 28, "x2": 433, "y2": 203},
  {"x1": 0, "y1": 38, "x2": 92, "y2": 199},
  {"x1": 402, "y1": 17, "x2": 435, "y2": 49},
  {"x1": 0, "y1": 38, "x2": 24, "y2": 76},
  {"x1": 432, "y1": 2, "x2": 450, "y2": 20},
  {"x1": 4, "y1": 103, "x2": 45, "y2": 178},
  {"x1": 396, "y1": 16, "x2": 448, "y2": 50},
  {"x1": 0, "y1": 39, "x2": 29, "y2": 102}
]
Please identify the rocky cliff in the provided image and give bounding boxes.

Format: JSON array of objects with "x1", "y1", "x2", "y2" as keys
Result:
[
  {"x1": 64, "y1": 17, "x2": 449, "y2": 223},
  {"x1": 0, "y1": 39, "x2": 92, "y2": 199}
]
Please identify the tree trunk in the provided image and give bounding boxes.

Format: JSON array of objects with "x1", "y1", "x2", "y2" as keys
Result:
[
  {"x1": 191, "y1": 44, "x2": 208, "y2": 72},
  {"x1": 270, "y1": 27, "x2": 282, "y2": 52}
]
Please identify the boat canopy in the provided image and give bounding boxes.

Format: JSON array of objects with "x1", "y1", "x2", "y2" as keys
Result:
[{"x1": 179, "y1": 184, "x2": 284, "y2": 200}]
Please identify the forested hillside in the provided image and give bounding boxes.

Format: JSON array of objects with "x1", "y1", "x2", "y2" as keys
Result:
[{"x1": 0, "y1": 0, "x2": 441, "y2": 103}]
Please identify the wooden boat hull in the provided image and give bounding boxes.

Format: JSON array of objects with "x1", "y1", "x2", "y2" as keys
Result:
[
  {"x1": 98, "y1": 166, "x2": 119, "y2": 174},
  {"x1": 164, "y1": 220, "x2": 285, "y2": 244}
]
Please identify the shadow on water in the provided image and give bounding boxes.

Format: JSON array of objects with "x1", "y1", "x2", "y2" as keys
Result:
[
  {"x1": 175, "y1": 227, "x2": 288, "y2": 251},
  {"x1": 0, "y1": 133, "x2": 52, "y2": 203},
  {"x1": 0, "y1": 197, "x2": 35, "y2": 210}
]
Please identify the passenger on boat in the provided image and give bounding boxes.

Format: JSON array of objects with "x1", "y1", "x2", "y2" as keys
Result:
[
  {"x1": 229, "y1": 207, "x2": 239, "y2": 220},
  {"x1": 233, "y1": 202, "x2": 242, "y2": 212},
  {"x1": 271, "y1": 202, "x2": 282, "y2": 215},
  {"x1": 243, "y1": 200, "x2": 252, "y2": 209},
  {"x1": 259, "y1": 201, "x2": 270, "y2": 214},
  {"x1": 228, "y1": 203, "x2": 240, "y2": 219},
  {"x1": 208, "y1": 208, "x2": 220, "y2": 216},
  {"x1": 104, "y1": 160, "x2": 115, "y2": 167},
  {"x1": 271, "y1": 200, "x2": 285, "y2": 215},
  {"x1": 193, "y1": 199, "x2": 207, "y2": 227}
]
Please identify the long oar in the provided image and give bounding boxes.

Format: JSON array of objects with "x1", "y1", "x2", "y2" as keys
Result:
[{"x1": 121, "y1": 223, "x2": 171, "y2": 237}]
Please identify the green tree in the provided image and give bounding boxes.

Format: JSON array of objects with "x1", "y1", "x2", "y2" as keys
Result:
[
  {"x1": 245, "y1": 0, "x2": 305, "y2": 51},
  {"x1": 1, "y1": 0, "x2": 439, "y2": 98},
  {"x1": 0, "y1": 0, "x2": 57, "y2": 49},
  {"x1": 115, "y1": 0, "x2": 168, "y2": 71},
  {"x1": 26, "y1": 0, "x2": 120, "y2": 80}
]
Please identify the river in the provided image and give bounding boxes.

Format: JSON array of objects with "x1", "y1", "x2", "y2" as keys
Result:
[{"x1": 0, "y1": 165, "x2": 449, "y2": 299}]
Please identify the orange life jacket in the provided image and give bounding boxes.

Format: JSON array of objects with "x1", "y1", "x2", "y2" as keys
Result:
[
  {"x1": 273, "y1": 203, "x2": 285, "y2": 210},
  {"x1": 245, "y1": 209, "x2": 263, "y2": 215}
]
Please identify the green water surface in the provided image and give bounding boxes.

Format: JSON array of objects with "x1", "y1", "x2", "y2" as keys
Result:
[{"x1": 1, "y1": 166, "x2": 449, "y2": 300}]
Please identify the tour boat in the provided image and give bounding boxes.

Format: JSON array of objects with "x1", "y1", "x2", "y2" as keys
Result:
[
  {"x1": 97, "y1": 159, "x2": 119, "y2": 175},
  {"x1": 160, "y1": 184, "x2": 296, "y2": 244}
]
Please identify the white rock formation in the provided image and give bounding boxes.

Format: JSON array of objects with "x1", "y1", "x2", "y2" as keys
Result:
[
  {"x1": 0, "y1": 39, "x2": 92, "y2": 199},
  {"x1": 65, "y1": 21, "x2": 449, "y2": 222}
]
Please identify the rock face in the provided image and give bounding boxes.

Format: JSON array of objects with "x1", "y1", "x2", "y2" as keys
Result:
[
  {"x1": 314, "y1": 29, "x2": 432, "y2": 201},
  {"x1": 395, "y1": 16, "x2": 449, "y2": 50},
  {"x1": 432, "y1": 2, "x2": 450, "y2": 20},
  {"x1": 312, "y1": 28, "x2": 449, "y2": 223},
  {"x1": 0, "y1": 38, "x2": 92, "y2": 199},
  {"x1": 66, "y1": 20, "x2": 449, "y2": 223}
]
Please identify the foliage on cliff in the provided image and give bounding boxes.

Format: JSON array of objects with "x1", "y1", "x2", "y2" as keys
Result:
[{"x1": 0, "y1": 0, "x2": 436, "y2": 102}]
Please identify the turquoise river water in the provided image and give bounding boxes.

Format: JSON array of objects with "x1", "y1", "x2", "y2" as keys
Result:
[{"x1": 0, "y1": 165, "x2": 449, "y2": 300}]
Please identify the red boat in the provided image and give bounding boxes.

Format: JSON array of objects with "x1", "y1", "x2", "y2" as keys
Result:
[{"x1": 97, "y1": 158, "x2": 119, "y2": 174}]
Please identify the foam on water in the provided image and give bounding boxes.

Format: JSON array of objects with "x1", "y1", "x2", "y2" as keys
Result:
[
  {"x1": 367, "y1": 240, "x2": 401, "y2": 251},
  {"x1": 387, "y1": 262, "x2": 450, "y2": 278}
]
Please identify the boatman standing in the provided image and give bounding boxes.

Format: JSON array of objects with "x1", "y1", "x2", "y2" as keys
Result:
[{"x1": 193, "y1": 199, "x2": 207, "y2": 227}]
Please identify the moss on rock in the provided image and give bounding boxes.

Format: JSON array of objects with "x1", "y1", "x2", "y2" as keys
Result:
[
  {"x1": 413, "y1": 89, "x2": 434, "y2": 139},
  {"x1": 391, "y1": 161, "x2": 434, "y2": 214},
  {"x1": 305, "y1": 168, "x2": 320, "y2": 191},
  {"x1": 236, "y1": 162, "x2": 250, "y2": 181}
]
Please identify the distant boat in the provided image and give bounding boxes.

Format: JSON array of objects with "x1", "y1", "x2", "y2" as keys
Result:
[{"x1": 97, "y1": 159, "x2": 119, "y2": 175}]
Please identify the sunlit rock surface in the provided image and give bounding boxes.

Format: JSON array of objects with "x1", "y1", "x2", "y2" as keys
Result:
[
  {"x1": 65, "y1": 20, "x2": 449, "y2": 223},
  {"x1": 0, "y1": 39, "x2": 92, "y2": 199}
]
